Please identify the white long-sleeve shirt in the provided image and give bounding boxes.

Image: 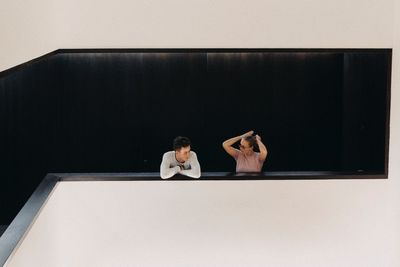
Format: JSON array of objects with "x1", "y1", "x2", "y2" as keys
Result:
[{"x1": 160, "y1": 151, "x2": 201, "y2": 179}]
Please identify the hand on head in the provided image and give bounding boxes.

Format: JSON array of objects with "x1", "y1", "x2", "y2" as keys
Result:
[{"x1": 242, "y1": 130, "x2": 254, "y2": 138}]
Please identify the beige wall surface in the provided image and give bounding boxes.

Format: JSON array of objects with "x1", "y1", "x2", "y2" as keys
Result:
[
  {"x1": 0, "y1": 0, "x2": 395, "y2": 71},
  {"x1": 0, "y1": 0, "x2": 59, "y2": 71},
  {"x1": 5, "y1": 180, "x2": 400, "y2": 267},
  {"x1": 1, "y1": 0, "x2": 400, "y2": 266}
]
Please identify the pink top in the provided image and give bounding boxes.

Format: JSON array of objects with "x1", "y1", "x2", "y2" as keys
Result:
[{"x1": 234, "y1": 150, "x2": 264, "y2": 172}]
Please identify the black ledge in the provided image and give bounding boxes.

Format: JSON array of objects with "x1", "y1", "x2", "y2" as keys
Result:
[
  {"x1": 0, "y1": 171, "x2": 387, "y2": 265},
  {"x1": 1, "y1": 48, "x2": 392, "y2": 79},
  {"x1": 0, "y1": 174, "x2": 59, "y2": 266},
  {"x1": 55, "y1": 171, "x2": 387, "y2": 181}
]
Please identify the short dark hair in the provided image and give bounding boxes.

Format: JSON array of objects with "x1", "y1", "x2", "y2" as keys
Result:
[{"x1": 173, "y1": 136, "x2": 191, "y2": 151}]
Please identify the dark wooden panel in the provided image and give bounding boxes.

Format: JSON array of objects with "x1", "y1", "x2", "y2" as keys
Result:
[{"x1": 0, "y1": 49, "x2": 392, "y2": 224}]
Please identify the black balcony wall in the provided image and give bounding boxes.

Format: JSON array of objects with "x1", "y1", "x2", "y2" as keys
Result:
[{"x1": 0, "y1": 49, "x2": 391, "y2": 224}]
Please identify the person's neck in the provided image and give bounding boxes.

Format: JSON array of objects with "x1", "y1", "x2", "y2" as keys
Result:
[{"x1": 175, "y1": 153, "x2": 185, "y2": 163}]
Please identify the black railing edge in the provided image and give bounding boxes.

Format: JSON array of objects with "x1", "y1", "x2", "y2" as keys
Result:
[
  {"x1": 55, "y1": 171, "x2": 387, "y2": 181},
  {"x1": 0, "y1": 48, "x2": 393, "y2": 79},
  {"x1": 0, "y1": 174, "x2": 60, "y2": 266},
  {"x1": 0, "y1": 50, "x2": 60, "y2": 79}
]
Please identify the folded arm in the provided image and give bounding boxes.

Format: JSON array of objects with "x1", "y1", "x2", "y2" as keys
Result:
[
  {"x1": 160, "y1": 153, "x2": 180, "y2": 179},
  {"x1": 222, "y1": 130, "x2": 254, "y2": 158},
  {"x1": 179, "y1": 152, "x2": 201, "y2": 178},
  {"x1": 256, "y1": 135, "x2": 268, "y2": 162}
]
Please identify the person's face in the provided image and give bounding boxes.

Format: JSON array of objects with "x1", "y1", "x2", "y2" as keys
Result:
[
  {"x1": 175, "y1": 146, "x2": 191, "y2": 162},
  {"x1": 239, "y1": 139, "x2": 253, "y2": 155}
]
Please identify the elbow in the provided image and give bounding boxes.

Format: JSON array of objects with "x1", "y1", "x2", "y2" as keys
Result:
[
  {"x1": 186, "y1": 168, "x2": 201, "y2": 179},
  {"x1": 160, "y1": 170, "x2": 172, "y2": 179},
  {"x1": 193, "y1": 168, "x2": 201, "y2": 179},
  {"x1": 222, "y1": 142, "x2": 229, "y2": 150},
  {"x1": 193, "y1": 173, "x2": 201, "y2": 179}
]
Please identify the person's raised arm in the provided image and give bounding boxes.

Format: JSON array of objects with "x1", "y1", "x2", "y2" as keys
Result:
[
  {"x1": 179, "y1": 152, "x2": 201, "y2": 178},
  {"x1": 255, "y1": 134, "x2": 268, "y2": 162},
  {"x1": 160, "y1": 153, "x2": 180, "y2": 179},
  {"x1": 222, "y1": 130, "x2": 254, "y2": 158}
]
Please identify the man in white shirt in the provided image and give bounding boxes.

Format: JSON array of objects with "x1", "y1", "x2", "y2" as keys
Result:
[{"x1": 160, "y1": 136, "x2": 201, "y2": 179}]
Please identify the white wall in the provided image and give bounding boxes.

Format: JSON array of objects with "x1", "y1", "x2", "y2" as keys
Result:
[
  {"x1": 0, "y1": 0, "x2": 395, "y2": 71},
  {"x1": 5, "y1": 180, "x2": 400, "y2": 267},
  {"x1": 2, "y1": 0, "x2": 400, "y2": 266},
  {"x1": 0, "y1": 0, "x2": 59, "y2": 71},
  {"x1": 54, "y1": 0, "x2": 393, "y2": 48}
]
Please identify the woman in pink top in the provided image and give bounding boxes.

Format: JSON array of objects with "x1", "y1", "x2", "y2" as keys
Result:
[{"x1": 222, "y1": 130, "x2": 268, "y2": 172}]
